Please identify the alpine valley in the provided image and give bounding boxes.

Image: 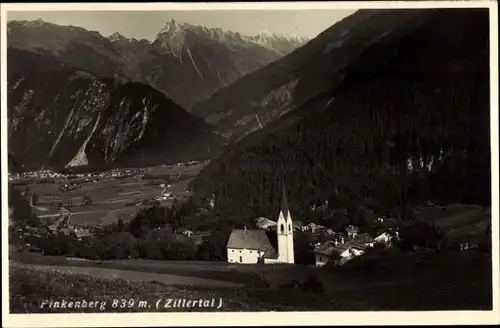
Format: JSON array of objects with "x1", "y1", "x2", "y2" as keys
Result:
[
  {"x1": 7, "y1": 19, "x2": 308, "y2": 170},
  {"x1": 7, "y1": 8, "x2": 493, "y2": 314},
  {"x1": 189, "y1": 8, "x2": 491, "y2": 223}
]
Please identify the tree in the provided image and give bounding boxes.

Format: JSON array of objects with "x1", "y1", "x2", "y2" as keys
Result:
[
  {"x1": 8, "y1": 185, "x2": 40, "y2": 227},
  {"x1": 430, "y1": 222, "x2": 447, "y2": 252},
  {"x1": 82, "y1": 194, "x2": 93, "y2": 206},
  {"x1": 31, "y1": 192, "x2": 39, "y2": 206},
  {"x1": 294, "y1": 231, "x2": 315, "y2": 264},
  {"x1": 196, "y1": 228, "x2": 231, "y2": 261},
  {"x1": 116, "y1": 218, "x2": 126, "y2": 232},
  {"x1": 397, "y1": 220, "x2": 448, "y2": 252}
]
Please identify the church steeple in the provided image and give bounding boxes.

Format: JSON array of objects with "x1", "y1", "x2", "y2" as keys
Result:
[
  {"x1": 281, "y1": 178, "x2": 289, "y2": 217},
  {"x1": 276, "y1": 177, "x2": 295, "y2": 264}
]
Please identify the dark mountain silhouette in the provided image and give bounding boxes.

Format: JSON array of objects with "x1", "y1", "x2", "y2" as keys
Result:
[
  {"x1": 8, "y1": 50, "x2": 224, "y2": 171},
  {"x1": 189, "y1": 9, "x2": 490, "y2": 224},
  {"x1": 7, "y1": 19, "x2": 307, "y2": 110}
]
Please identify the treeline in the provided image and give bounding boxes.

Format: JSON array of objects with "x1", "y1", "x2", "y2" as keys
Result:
[
  {"x1": 8, "y1": 185, "x2": 40, "y2": 228},
  {"x1": 30, "y1": 200, "x2": 234, "y2": 262}
]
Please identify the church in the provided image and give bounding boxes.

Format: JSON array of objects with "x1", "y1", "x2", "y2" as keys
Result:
[{"x1": 226, "y1": 180, "x2": 295, "y2": 264}]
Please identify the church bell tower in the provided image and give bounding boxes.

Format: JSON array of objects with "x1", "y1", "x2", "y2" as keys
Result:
[{"x1": 276, "y1": 179, "x2": 295, "y2": 264}]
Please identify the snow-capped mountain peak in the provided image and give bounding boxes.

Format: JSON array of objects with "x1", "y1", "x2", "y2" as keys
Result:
[{"x1": 153, "y1": 19, "x2": 309, "y2": 56}]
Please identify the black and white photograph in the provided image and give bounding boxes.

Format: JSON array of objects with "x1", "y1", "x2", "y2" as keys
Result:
[{"x1": 2, "y1": 1, "x2": 499, "y2": 326}]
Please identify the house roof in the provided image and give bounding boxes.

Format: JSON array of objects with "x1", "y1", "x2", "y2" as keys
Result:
[
  {"x1": 255, "y1": 217, "x2": 277, "y2": 230},
  {"x1": 353, "y1": 233, "x2": 374, "y2": 244},
  {"x1": 314, "y1": 241, "x2": 349, "y2": 255},
  {"x1": 314, "y1": 237, "x2": 372, "y2": 256},
  {"x1": 227, "y1": 229, "x2": 278, "y2": 259}
]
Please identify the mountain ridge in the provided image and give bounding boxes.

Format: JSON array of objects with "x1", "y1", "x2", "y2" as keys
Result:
[
  {"x1": 189, "y1": 9, "x2": 490, "y2": 225},
  {"x1": 8, "y1": 52, "x2": 224, "y2": 171},
  {"x1": 189, "y1": 9, "x2": 435, "y2": 140},
  {"x1": 8, "y1": 18, "x2": 308, "y2": 110}
]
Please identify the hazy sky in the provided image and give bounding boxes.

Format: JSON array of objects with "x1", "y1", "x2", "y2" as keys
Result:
[{"x1": 6, "y1": 10, "x2": 355, "y2": 40}]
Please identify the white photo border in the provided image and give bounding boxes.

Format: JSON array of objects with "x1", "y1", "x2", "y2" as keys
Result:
[{"x1": 1, "y1": 1, "x2": 498, "y2": 327}]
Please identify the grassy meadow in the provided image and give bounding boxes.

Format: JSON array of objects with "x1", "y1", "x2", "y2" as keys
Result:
[{"x1": 9, "y1": 249, "x2": 492, "y2": 312}]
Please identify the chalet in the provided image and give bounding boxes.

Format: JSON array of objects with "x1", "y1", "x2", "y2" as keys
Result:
[
  {"x1": 73, "y1": 227, "x2": 92, "y2": 240},
  {"x1": 314, "y1": 241, "x2": 356, "y2": 267},
  {"x1": 352, "y1": 233, "x2": 375, "y2": 247},
  {"x1": 226, "y1": 180, "x2": 295, "y2": 264},
  {"x1": 305, "y1": 223, "x2": 326, "y2": 234},
  {"x1": 374, "y1": 231, "x2": 393, "y2": 245},
  {"x1": 314, "y1": 232, "x2": 375, "y2": 267},
  {"x1": 293, "y1": 220, "x2": 306, "y2": 231}
]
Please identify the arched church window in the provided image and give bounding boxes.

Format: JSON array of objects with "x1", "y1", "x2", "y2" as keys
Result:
[
  {"x1": 288, "y1": 224, "x2": 291, "y2": 231},
  {"x1": 280, "y1": 224, "x2": 284, "y2": 233}
]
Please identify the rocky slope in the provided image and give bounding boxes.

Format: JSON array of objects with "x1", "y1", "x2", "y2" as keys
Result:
[
  {"x1": 190, "y1": 9, "x2": 491, "y2": 222},
  {"x1": 8, "y1": 50, "x2": 224, "y2": 171},
  {"x1": 191, "y1": 9, "x2": 489, "y2": 141},
  {"x1": 8, "y1": 19, "x2": 308, "y2": 109}
]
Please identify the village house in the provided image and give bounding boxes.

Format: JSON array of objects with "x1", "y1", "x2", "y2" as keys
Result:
[
  {"x1": 293, "y1": 220, "x2": 306, "y2": 231},
  {"x1": 305, "y1": 222, "x2": 326, "y2": 234},
  {"x1": 374, "y1": 231, "x2": 393, "y2": 245},
  {"x1": 374, "y1": 228, "x2": 400, "y2": 246},
  {"x1": 313, "y1": 231, "x2": 375, "y2": 267},
  {"x1": 226, "y1": 180, "x2": 295, "y2": 264}
]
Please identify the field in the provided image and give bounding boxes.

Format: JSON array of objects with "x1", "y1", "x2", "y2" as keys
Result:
[
  {"x1": 414, "y1": 204, "x2": 491, "y2": 242},
  {"x1": 12, "y1": 163, "x2": 205, "y2": 226},
  {"x1": 10, "y1": 251, "x2": 312, "y2": 288},
  {"x1": 9, "y1": 264, "x2": 336, "y2": 313},
  {"x1": 9, "y1": 249, "x2": 492, "y2": 312}
]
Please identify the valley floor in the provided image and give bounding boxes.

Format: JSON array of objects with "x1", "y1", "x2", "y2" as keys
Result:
[{"x1": 11, "y1": 163, "x2": 203, "y2": 226}]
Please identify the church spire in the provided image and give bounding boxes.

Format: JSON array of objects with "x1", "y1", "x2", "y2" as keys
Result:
[{"x1": 281, "y1": 178, "x2": 289, "y2": 217}]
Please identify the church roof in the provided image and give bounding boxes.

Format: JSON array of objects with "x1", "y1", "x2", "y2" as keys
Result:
[{"x1": 226, "y1": 229, "x2": 278, "y2": 259}]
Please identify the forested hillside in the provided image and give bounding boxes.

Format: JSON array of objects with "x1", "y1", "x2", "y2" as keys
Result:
[{"x1": 190, "y1": 9, "x2": 491, "y2": 226}]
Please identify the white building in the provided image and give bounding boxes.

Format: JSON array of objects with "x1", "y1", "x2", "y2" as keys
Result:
[
  {"x1": 226, "y1": 180, "x2": 295, "y2": 264},
  {"x1": 374, "y1": 231, "x2": 392, "y2": 244}
]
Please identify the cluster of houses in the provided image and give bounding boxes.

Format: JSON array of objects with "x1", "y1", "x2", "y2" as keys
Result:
[
  {"x1": 45, "y1": 207, "x2": 93, "y2": 239},
  {"x1": 8, "y1": 170, "x2": 65, "y2": 181},
  {"x1": 10, "y1": 205, "x2": 93, "y2": 253},
  {"x1": 225, "y1": 181, "x2": 400, "y2": 267},
  {"x1": 312, "y1": 225, "x2": 398, "y2": 267}
]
